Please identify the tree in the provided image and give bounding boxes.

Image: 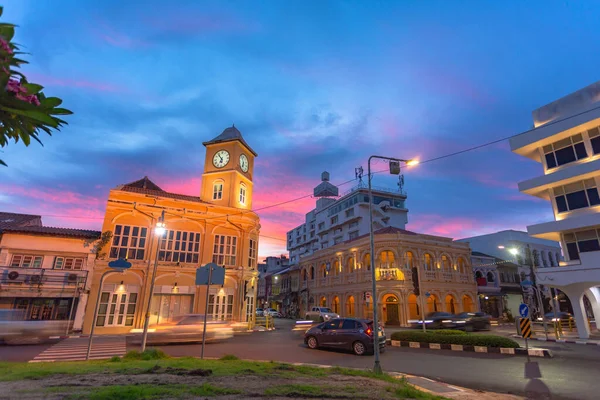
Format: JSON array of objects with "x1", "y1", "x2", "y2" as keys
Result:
[{"x1": 0, "y1": 6, "x2": 72, "y2": 166}]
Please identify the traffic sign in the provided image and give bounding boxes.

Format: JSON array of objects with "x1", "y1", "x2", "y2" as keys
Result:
[
  {"x1": 108, "y1": 258, "x2": 132, "y2": 270},
  {"x1": 519, "y1": 317, "x2": 532, "y2": 338},
  {"x1": 425, "y1": 291, "x2": 431, "y2": 298},
  {"x1": 521, "y1": 280, "x2": 533, "y2": 287},
  {"x1": 196, "y1": 263, "x2": 226, "y2": 286},
  {"x1": 519, "y1": 303, "x2": 529, "y2": 318}
]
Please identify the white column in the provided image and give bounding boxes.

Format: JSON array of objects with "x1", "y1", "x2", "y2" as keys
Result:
[
  {"x1": 585, "y1": 287, "x2": 600, "y2": 332},
  {"x1": 73, "y1": 292, "x2": 88, "y2": 331},
  {"x1": 563, "y1": 289, "x2": 591, "y2": 339}
]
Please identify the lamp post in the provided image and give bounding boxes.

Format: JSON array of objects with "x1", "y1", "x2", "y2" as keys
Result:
[
  {"x1": 368, "y1": 155, "x2": 417, "y2": 374},
  {"x1": 141, "y1": 211, "x2": 167, "y2": 352}
]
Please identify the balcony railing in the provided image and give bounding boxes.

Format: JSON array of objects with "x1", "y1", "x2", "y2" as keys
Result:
[
  {"x1": 343, "y1": 181, "x2": 406, "y2": 196},
  {"x1": 424, "y1": 271, "x2": 437, "y2": 281},
  {"x1": 0, "y1": 266, "x2": 87, "y2": 289},
  {"x1": 441, "y1": 272, "x2": 454, "y2": 281}
]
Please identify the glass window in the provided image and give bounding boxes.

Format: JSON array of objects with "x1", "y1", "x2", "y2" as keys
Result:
[
  {"x1": 213, "y1": 182, "x2": 223, "y2": 200},
  {"x1": 342, "y1": 319, "x2": 357, "y2": 330},
  {"x1": 544, "y1": 134, "x2": 588, "y2": 170},
  {"x1": 553, "y1": 179, "x2": 600, "y2": 213},
  {"x1": 239, "y1": 184, "x2": 246, "y2": 204},
  {"x1": 349, "y1": 231, "x2": 359, "y2": 240},
  {"x1": 212, "y1": 235, "x2": 238, "y2": 265},
  {"x1": 53, "y1": 257, "x2": 84, "y2": 270},
  {"x1": 10, "y1": 255, "x2": 43, "y2": 268},
  {"x1": 248, "y1": 239, "x2": 257, "y2": 269},
  {"x1": 345, "y1": 208, "x2": 354, "y2": 218},
  {"x1": 588, "y1": 127, "x2": 600, "y2": 154},
  {"x1": 158, "y1": 230, "x2": 201, "y2": 263},
  {"x1": 331, "y1": 215, "x2": 339, "y2": 225},
  {"x1": 323, "y1": 319, "x2": 341, "y2": 329},
  {"x1": 110, "y1": 225, "x2": 147, "y2": 260}
]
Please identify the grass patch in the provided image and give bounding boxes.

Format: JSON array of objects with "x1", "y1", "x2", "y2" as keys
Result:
[
  {"x1": 387, "y1": 383, "x2": 446, "y2": 399},
  {"x1": 122, "y1": 348, "x2": 169, "y2": 361},
  {"x1": 218, "y1": 354, "x2": 239, "y2": 361},
  {"x1": 390, "y1": 331, "x2": 519, "y2": 348},
  {"x1": 108, "y1": 356, "x2": 121, "y2": 362}
]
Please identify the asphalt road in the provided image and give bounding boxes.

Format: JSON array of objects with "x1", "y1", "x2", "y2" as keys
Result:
[{"x1": 1, "y1": 321, "x2": 598, "y2": 400}]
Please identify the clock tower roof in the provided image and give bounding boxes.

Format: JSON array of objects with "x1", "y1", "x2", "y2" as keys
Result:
[{"x1": 202, "y1": 125, "x2": 257, "y2": 156}]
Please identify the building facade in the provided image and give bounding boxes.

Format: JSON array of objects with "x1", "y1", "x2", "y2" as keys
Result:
[
  {"x1": 297, "y1": 226, "x2": 478, "y2": 326},
  {"x1": 509, "y1": 81, "x2": 600, "y2": 338},
  {"x1": 0, "y1": 212, "x2": 100, "y2": 331},
  {"x1": 287, "y1": 171, "x2": 409, "y2": 266},
  {"x1": 471, "y1": 252, "x2": 503, "y2": 318},
  {"x1": 82, "y1": 126, "x2": 261, "y2": 334}
]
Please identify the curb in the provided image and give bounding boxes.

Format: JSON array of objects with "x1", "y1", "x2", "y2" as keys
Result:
[
  {"x1": 387, "y1": 339, "x2": 552, "y2": 358},
  {"x1": 511, "y1": 335, "x2": 600, "y2": 346},
  {"x1": 48, "y1": 335, "x2": 88, "y2": 339}
]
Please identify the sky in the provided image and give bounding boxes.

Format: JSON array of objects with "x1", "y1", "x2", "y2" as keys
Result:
[{"x1": 2, "y1": 0, "x2": 600, "y2": 260}]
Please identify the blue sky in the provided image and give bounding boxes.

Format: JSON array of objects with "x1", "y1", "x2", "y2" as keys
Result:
[{"x1": 2, "y1": 0, "x2": 600, "y2": 258}]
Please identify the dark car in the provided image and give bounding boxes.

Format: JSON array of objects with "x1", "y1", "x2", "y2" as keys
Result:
[
  {"x1": 304, "y1": 318, "x2": 386, "y2": 356},
  {"x1": 541, "y1": 311, "x2": 574, "y2": 323},
  {"x1": 454, "y1": 312, "x2": 492, "y2": 331},
  {"x1": 409, "y1": 312, "x2": 459, "y2": 329}
]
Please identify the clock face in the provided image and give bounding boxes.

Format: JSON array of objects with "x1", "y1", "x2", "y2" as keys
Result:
[
  {"x1": 213, "y1": 150, "x2": 230, "y2": 168},
  {"x1": 240, "y1": 154, "x2": 249, "y2": 172}
]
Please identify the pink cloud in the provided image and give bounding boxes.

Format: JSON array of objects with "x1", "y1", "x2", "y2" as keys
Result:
[
  {"x1": 470, "y1": 172, "x2": 518, "y2": 190},
  {"x1": 503, "y1": 194, "x2": 546, "y2": 203},
  {"x1": 407, "y1": 214, "x2": 525, "y2": 239},
  {"x1": 0, "y1": 184, "x2": 104, "y2": 209},
  {"x1": 27, "y1": 73, "x2": 125, "y2": 93},
  {"x1": 93, "y1": 22, "x2": 151, "y2": 50}
]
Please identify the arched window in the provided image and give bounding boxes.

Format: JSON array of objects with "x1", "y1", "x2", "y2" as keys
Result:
[
  {"x1": 320, "y1": 296, "x2": 327, "y2": 307},
  {"x1": 363, "y1": 253, "x2": 371, "y2": 271},
  {"x1": 310, "y1": 266, "x2": 315, "y2": 280},
  {"x1": 379, "y1": 251, "x2": 395, "y2": 268},
  {"x1": 445, "y1": 294, "x2": 457, "y2": 314},
  {"x1": 213, "y1": 180, "x2": 224, "y2": 200},
  {"x1": 302, "y1": 269, "x2": 307, "y2": 281},
  {"x1": 405, "y1": 251, "x2": 415, "y2": 269},
  {"x1": 457, "y1": 257, "x2": 467, "y2": 273},
  {"x1": 486, "y1": 271, "x2": 495, "y2": 282},
  {"x1": 321, "y1": 263, "x2": 328, "y2": 278},
  {"x1": 346, "y1": 296, "x2": 355, "y2": 316},
  {"x1": 332, "y1": 296, "x2": 340, "y2": 314},
  {"x1": 239, "y1": 183, "x2": 247, "y2": 205},
  {"x1": 441, "y1": 255, "x2": 451, "y2": 270},
  {"x1": 332, "y1": 260, "x2": 341, "y2": 276},
  {"x1": 475, "y1": 271, "x2": 483, "y2": 279},
  {"x1": 346, "y1": 257, "x2": 354, "y2": 273},
  {"x1": 424, "y1": 253, "x2": 434, "y2": 270}
]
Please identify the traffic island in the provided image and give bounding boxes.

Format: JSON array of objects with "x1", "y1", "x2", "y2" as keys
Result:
[
  {"x1": 0, "y1": 350, "x2": 444, "y2": 400},
  {"x1": 389, "y1": 330, "x2": 553, "y2": 358}
]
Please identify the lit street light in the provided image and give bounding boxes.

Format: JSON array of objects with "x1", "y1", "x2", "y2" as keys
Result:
[
  {"x1": 367, "y1": 155, "x2": 417, "y2": 374},
  {"x1": 141, "y1": 210, "x2": 167, "y2": 352}
]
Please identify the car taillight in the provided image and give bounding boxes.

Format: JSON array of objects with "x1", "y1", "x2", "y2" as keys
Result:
[{"x1": 366, "y1": 327, "x2": 373, "y2": 336}]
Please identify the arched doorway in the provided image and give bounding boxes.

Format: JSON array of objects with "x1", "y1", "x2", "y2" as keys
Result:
[
  {"x1": 363, "y1": 253, "x2": 371, "y2": 270},
  {"x1": 408, "y1": 294, "x2": 419, "y2": 319},
  {"x1": 332, "y1": 296, "x2": 340, "y2": 314},
  {"x1": 462, "y1": 294, "x2": 475, "y2": 312},
  {"x1": 383, "y1": 294, "x2": 400, "y2": 325},
  {"x1": 445, "y1": 294, "x2": 457, "y2": 314},
  {"x1": 346, "y1": 296, "x2": 355, "y2": 316},
  {"x1": 427, "y1": 294, "x2": 440, "y2": 313},
  {"x1": 320, "y1": 296, "x2": 327, "y2": 307}
]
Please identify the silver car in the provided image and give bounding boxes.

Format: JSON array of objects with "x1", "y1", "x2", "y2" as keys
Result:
[
  {"x1": 0, "y1": 310, "x2": 67, "y2": 344},
  {"x1": 130, "y1": 314, "x2": 234, "y2": 344}
]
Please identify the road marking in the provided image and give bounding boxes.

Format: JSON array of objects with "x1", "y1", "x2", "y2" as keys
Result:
[{"x1": 30, "y1": 337, "x2": 126, "y2": 363}]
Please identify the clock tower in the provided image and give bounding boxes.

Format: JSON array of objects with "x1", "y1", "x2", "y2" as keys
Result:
[{"x1": 201, "y1": 125, "x2": 257, "y2": 209}]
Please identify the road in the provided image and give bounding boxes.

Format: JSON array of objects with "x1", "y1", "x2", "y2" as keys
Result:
[{"x1": 1, "y1": 320, "x2": 598, "y2": 400}]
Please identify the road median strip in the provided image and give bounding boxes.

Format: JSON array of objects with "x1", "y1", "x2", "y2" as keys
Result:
[
  {"x1": 386, "y1": 338, "x2": 552, "y2": 358},
  {"x1": 511, "y1": 335, "x2": 600, "y2": 346}
]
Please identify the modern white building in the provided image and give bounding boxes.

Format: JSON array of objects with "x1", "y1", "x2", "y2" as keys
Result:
[
  {"x1": 286, "y1": 171, "x2": 409, "y2": 265},
  {"x1": 509, "y1": 81, "x2": 600, "y2": 338}
]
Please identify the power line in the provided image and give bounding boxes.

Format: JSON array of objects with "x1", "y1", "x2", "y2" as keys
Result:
[{"x1": 30, "y1": 102, "x2": 600, "y2": 237}]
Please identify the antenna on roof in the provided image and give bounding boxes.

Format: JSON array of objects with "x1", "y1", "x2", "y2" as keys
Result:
[{"x1": 355, "y1": 166, "x2": 364, "y2": 185}]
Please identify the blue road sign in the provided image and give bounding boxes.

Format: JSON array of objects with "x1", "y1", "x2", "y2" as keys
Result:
[
  {"x1": 521, "y1": 280, "x2": 533, "y2": 287},
  {"x1": 425, "y1": 291, "x2": 431, "y2": 298},
  {"x1": 108, "y1": 258, "x2": 132, "y2": 270},
  {"x1": 519, "y1": 303, "x2": 529, "y2": 318},
  {"x1": 196, "y1": 263, "x2": 226, "y2": 286}
]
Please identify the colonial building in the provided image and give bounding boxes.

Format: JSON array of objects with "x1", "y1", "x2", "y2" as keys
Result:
[
  {"x1": 471, "y1": 251, "x2": 504, "y2": 318},
  {"x1": 297, "y1": 226, "x2": 478, "y2": 326},
  {"x1": 0, "y1": 212, "x2": 100, "y2": 331},
  {"x1": 82, "y1": 126, "x2": 261, "y2": 334},
  {"x1": 509, "y1": 81, "x2": 600, "y2": 338}
]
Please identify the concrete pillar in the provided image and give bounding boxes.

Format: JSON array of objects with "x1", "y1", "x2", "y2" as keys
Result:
[
  {"x1": 563, "y1": 289, "x2": 591, "y2": 339},
  {"x1": 585, "y1": 287, "x2": 600, "y2": 331}
]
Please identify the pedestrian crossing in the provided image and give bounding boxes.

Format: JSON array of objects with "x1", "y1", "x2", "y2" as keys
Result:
[{"x1": 30, "y1": 336, "x2": 127, "y2": 363}]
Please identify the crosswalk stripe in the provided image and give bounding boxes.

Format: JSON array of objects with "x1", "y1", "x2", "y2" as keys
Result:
[{"x1": 30, "y1": 337, "x2": 127, "y2": 362}]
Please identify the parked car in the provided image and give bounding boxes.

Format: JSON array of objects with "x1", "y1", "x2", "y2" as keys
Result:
[
  {"x1": 256, "y1": 308, "x2": 264, "y2": 316},
  {"x1": 0, "y1": 310, "x2": 68, "y2": 345},
  {"x1": 130, "y1": 314, "x2": 233, "y2": 345},
  {"x1": 305, "y1": 307, "x2": 340, "y2": 322},
  {"x1": 408, "y1": 312, "x2": 463, "y2": 329},
  {"x1": 263, "y1": 308, "x2": 282, "y2": 318},
  {"x1": 454, "y1": 312, "x2": 492, "y2": 331},
  {"x1": 540, "y1": 311, "x2": 574, "y2": 323},
  {"x1": 304, "y1": 318, "x2": 386, "y2": 356}
]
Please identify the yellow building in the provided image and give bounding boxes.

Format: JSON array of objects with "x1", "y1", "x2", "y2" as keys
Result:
[
  {"x1": 82, "y1": 126, "x2": 260, "y2": 334},
  {"x1": 297, "y1": 227, "x2": 478, "y2": 326}
]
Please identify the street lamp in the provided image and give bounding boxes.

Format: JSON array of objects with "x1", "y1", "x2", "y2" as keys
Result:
[
  {"x1": 368, "y1": 155, "x2": 417, "y2": 375},
  {"x1": 141, "y1": 210, "x2": 167, "y2": 352}
]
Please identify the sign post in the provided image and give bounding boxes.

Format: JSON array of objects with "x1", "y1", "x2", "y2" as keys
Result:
[
  {"x1": 86, "y1": 258, "x2": 131, "y2": 360},
  {"x1": 521, "y1": 280, "x2": 549, "y2": 340},
  {"x1": 518, "y1": 303, "x2": 532, "y2": 362},
  {"x1": 196, "y1": 263, "x2": 226, "y2": 359}
]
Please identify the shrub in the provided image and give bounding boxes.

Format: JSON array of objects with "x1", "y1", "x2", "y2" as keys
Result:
[
  {"x1": 109, "y1": 356, "x2": 121, "y2": 362},
  {"x1": 390, "y1": 331, "x2": 519, "y2": 348},
  {"x1": 219, "y1": 354, "x2": 239, "y2": 361},
  {"x1": 123, "y1": 348, "x2": 169, "y2": 361},
  {"x1": 428, "y1": 329, "x2": 466, "y2": 336}
]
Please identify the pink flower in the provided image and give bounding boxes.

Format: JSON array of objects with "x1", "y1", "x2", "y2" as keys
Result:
[
  {"x1": 6, "y1": 79, "x2": 41, "y2": 106},
  {"x1": 0, "y1": 38, "x2": 12, "y2": 55}
]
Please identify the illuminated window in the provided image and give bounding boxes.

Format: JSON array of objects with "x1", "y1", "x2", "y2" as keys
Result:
[
  {"x1": 158, "y1": 230, "x2": 200, "y2": 263},
  {"x1": 554, "y1": 179, "x2": 600, "y2": 213},
  {"x1": 424, "y1": 253, "x2": 434, "y2": 270},
  {"x1": 213, "y1": 181, "x2": 224, "y2": 200},
  {"x1": 239, "y1": 183, "x2": 247, "y2": 204},
  {"x1": 212, "y1": 235, "x2": 238, "y2": 265},
  {"x1": 248, "y1": 239, "x2": 257, "y2": 268},
  {"x1": 543, "y1": 133, "x2": 588, "y2": 170}
]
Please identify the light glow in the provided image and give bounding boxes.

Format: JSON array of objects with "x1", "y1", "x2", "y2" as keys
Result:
[
  {"x1": 406, "y1": 159, "x2": 419, "y2": 166},
  {"x1": 508, "y1": 248, "x2": 519, "y2": 255}
]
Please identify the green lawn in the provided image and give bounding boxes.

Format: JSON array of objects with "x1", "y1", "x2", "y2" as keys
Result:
[{"x1": 0, "y1": 352, "x2": 447, "y2": 399}]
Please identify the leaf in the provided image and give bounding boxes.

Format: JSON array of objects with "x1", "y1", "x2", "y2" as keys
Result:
[
  {"x1": 50, "y1": 107, "x2": 73, "y2": 115},
  {"x1": 0, "y1": 106, "x2": 60, "y2": 128},
  {"x1": 22, "y1": 83, "x2": 43, "y2": 95},
  {"x1": 0, "y1": 25, "x2": 14, "y2": 41},
  {"x1": 0, "y1": 159, "x2": 6, "y2": 167},
  {"x1": 41, "y1": 97, "x2": 62, "y2": 108}
]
